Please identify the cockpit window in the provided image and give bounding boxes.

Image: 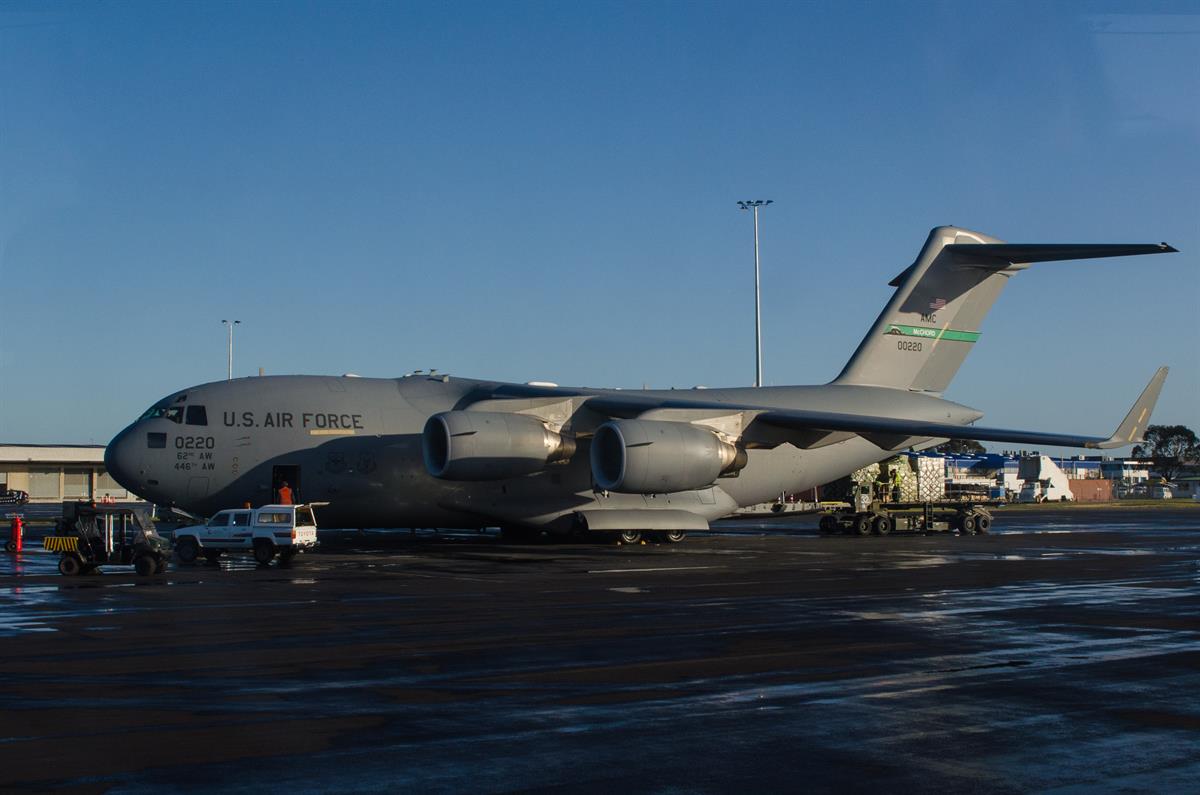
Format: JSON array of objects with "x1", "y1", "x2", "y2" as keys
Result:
[
  {"x1": 139, "y1": 405, "x2": 184, "y2": 424},
  {"x1": 186, "y1": 405, "x2": 208, "y2": 426}
]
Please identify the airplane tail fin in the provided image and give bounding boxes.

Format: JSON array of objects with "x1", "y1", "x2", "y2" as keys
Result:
[{"x1": 832, "y1": 226, "x2": 1176, "y2": 394}]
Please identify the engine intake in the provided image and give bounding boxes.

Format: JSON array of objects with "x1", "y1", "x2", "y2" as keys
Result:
[
  {"x1": 423, "y1": 411, "x2": 575, "y2": 481},
  {"x1": 590, "y1": 419, "x2": 745, "y2": 494}
]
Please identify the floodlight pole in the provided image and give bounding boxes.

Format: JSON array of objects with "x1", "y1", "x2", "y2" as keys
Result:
[
  {"x1": 222, "y1": 319, "x2": 241, "y2": 381},
  {"x1": 737, "y1": 200, "x2": 772, "y2": 387}
]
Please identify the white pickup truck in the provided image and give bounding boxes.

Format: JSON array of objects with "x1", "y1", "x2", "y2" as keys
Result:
[{"x1": 174, "y1": 504, "x2": 319, "y2": 565}]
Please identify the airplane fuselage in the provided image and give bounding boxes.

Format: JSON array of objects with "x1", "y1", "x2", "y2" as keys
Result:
[{"x1": 105, "y1": 373, "x2": 981, "y2": 529}]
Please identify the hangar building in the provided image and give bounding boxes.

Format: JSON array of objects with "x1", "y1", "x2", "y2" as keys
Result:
[{"x1": 0, "y1": 445, "x2": 142, "y2": 504}]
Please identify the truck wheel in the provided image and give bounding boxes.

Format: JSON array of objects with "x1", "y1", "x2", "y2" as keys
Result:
[
  {"x1": 975, "y1": 514, "x2": 992, "y2": 534},
  {"x1": 253, "y1": 540, "x2": 276, "y2": 565},
  {"x1": 961, "y1": 515, "x2": 977, "y2": 535},
  {"x1": 619, "y1": 530, "x2": 642, "y2": 545},
  {"x1": 175, "y1": 537, "x2": 200, "y2": 565},
  {"x1": 872, "y1": 514, "x2": 894, "y2": 536},
  {"x1": 134, "y1": 555, "x2": 157, "y2": 577},
  {"x1": 854, "y1": 514, "x2": 872, "y2": 536},
  {"x1": 819, "y1": 515, "x2": 839, "y2": 535},
  {"x1": 58, "y1": 554, "x2": 83, "y2": 576}
]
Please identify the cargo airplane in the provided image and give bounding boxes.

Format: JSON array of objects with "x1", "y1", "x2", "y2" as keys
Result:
[{"x1": 105, "y1": 226, "x2": 1176, "y2": 540}]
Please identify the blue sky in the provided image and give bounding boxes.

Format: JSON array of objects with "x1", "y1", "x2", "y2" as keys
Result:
[{"x1": 1, "y1": 1, "x2": 1196, "y2": 452}]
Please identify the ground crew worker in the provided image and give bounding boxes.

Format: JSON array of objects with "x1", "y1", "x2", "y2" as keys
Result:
[
  {"x1": 891, "y1": 467, "x2": 903, "y2": 502},
  {"x1": 277, "y1": 481, "x2": 293, "y2": 505}
]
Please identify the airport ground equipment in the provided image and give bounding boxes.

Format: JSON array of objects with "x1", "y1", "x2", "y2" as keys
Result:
[
  {"x1": 817, "y1": 482, "x2": 996, "y2": 536},
  {"x1": 173, "y1": 504, "x2": 319, "y2": 566},
  {"x1": 44, "y1": 503, "x2": 170, "y2": 576},
  {"x1": 1, "y1": 489, "x2": 29, "y2": 507},
  {"x1": 819, "y1": 500, "x2": 995, "y2": 536},
  {"x1": 5, "y1": 516, "x2": 23, "y2": 553}
]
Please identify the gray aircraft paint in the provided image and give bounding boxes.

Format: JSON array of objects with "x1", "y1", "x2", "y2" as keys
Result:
[{"x1": 104, "y1": 226, "x2": 1177, "y2": 532}]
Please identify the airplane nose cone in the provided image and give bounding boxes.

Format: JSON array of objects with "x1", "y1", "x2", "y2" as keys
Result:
[{"x1": 104, "y1": 426, "x2": 141, "y2": 493}]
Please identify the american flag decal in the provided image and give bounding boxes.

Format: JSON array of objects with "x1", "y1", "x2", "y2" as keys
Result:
[{"x1": 929, "y1": 298, "x2": 947, "y2": 310}]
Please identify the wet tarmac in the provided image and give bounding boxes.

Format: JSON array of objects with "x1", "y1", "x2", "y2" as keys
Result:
[{"x1": 1, "y1": 507, "x2": 1199, "y2": 793}]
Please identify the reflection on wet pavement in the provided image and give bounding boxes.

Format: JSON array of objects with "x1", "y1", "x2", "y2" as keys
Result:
[{"x1": 0, "y1": 507, "x2": 1197, "y2": 792}]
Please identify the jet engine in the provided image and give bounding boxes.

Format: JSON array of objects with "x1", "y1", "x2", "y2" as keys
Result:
[
  {"x1": 423, "y1": 411, "x2": 575, "y2": 481},
  {"x1": 590, "y1": 419, "x2": 746, "y2": 494}
]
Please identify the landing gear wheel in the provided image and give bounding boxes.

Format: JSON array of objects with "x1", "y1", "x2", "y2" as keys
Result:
[
  {"x1": 960, "y1": 515, "x2": 977, "y2": 535},
  {"x1": 175, "y1": 537, "x2": 199, "y2": 565},
  {"x1": 661, "y1": 529, "x2": 687, "y2": 544},
  {"x1": 854, "y1": 514, "x2": 872, "y2": 537},
  {"x1": 134, "y1": 555, "x2": 157, "y2": 577},
  {"x1": 253, "y1": 540, "x2": 276, "y2": 565},
  {"x1": 872, "y1": 514, "x2": 894, "y2": 536},
  {"x1": 58, "y1": 554, "x2": 83, "y2": 576},
  {"x1": 619, "y1": 530, "x2": 642, "y2": 545},
  {"x1": 975, "y1": 514, "x2": 992, "y2": 534},
  {"x1": 819, "y1": 514, "x2": 839, "y2": 535}
]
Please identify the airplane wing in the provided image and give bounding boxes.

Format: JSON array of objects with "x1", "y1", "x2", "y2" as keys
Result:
[{"x1": 578, "y1": 367, "x2": 1169, "y2": 452}]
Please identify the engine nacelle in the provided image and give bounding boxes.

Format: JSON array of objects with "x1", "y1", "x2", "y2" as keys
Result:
[
  {"x1": 590, "y1": 419, "x2": 746, "y2": 494},
  {"x1": 423, "y1": 411, "x2": 575, "y2": 481}
]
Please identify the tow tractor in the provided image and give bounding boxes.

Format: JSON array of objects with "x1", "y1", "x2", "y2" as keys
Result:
[
  {"x1": 44, "y1": 502, "x2": 171, "y2": 576},
  {"x1": 818, "y1": 483, "x2": 998, "y2": 536}
]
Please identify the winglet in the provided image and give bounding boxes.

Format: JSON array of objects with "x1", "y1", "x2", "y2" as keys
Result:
[{"x1": 1091, "y1": 367, "x2": 1169, "y2": 449}]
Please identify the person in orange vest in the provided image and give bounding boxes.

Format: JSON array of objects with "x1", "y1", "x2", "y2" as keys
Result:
[{"x1": 277, "y1": 481, "x2": 294, "y2": 505}]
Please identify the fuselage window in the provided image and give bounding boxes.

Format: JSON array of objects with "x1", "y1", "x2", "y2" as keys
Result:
[
  {"x1": 147, "y1": 432, "x2": 166, "y2": 449},
  {"x1": 186, "y1": 406, "x2": 208, "y2": 426},
  {"x1": 163, "y1": 407, "x2": 183, "y2": 424}
]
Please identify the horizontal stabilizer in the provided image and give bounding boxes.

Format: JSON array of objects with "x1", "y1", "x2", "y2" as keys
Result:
[
  {"x1": 947, "y1": 242, "x2": 1177, "y2": 265},
  {"x1": 836, "y1": 227, "x2": 1178, "y2": 393}
]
